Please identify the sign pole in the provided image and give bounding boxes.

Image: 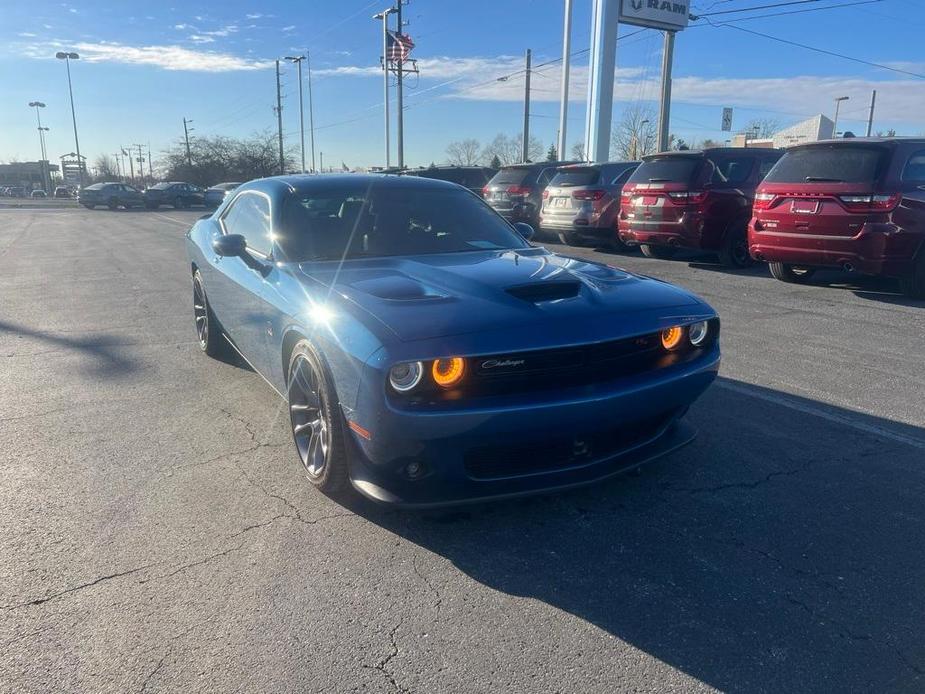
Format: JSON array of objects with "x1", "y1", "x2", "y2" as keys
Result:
[
  {"x1": 584, "y1": 0, "x2": 620, "y2": 163},
  {"x1": 656, "y1": 30, "x2": 674, "y2": 153}
]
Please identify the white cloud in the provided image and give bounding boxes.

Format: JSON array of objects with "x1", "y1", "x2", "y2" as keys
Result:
[
  {"x1": 174, "y1": 23, "x2": 189, "y2": 29},
  {"x1": 281, "y1": 25, "x2": 296, "y2": 32},
  {"x1": 188, "y1": 34, "x2": 215, "y2": 44},
  {"x1": 21, "y1": 40, "x2": 272, "y2": 72},
  {"x1": 18, "y1": 32, "x2": 37, "y2": 37}
]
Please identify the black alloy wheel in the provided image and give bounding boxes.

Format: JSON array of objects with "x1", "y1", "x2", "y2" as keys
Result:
[
  {"x1": 192, "y1": 270, "x2": 225, "y2": 357},
  {"x1": 719, "y1": 226, "x2": 753, "y2": 268},
  {"x1": 640, "y1": 243, "x2": 677, "y2": 260},
  {"x1": 287, "y1": 343, "x2": 348, "y2": 494},
  {"x1": 769, "y1": 262, "x2": 816, "y2": 284}
]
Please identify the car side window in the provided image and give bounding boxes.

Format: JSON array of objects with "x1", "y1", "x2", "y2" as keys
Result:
[
  {"x1": 222, "y1": 193, "x2": 273, "y2": 257},
  {"x1": 711, "y1": 157, "x2": 754, "y2": 186},
  {"x1": 901, "y1": 150, "x2": 925, "y2": 182},
  {"x1": 537, "y1": 168, "x2": 555, "y2": 186},
  {"x1": 611, "y1": 168, "x2": 635, "y2": 185},
  {"x1": 758, "y1": 157, "x2": 778, "y2": 179}
]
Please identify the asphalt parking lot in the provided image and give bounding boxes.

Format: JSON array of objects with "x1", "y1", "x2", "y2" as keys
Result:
[{"x1": 2, "y1": 207, "x2": 924, "y2": 693}]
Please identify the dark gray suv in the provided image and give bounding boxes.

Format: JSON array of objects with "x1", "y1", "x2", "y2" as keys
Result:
[{"x1": 483, "y1": 161, "x2": 576, "y2": 230}]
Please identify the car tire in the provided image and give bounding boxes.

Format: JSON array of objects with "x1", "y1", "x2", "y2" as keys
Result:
[
  {"x1": 82, "y1": 204, "x2": 94, "y2": 210},
  {"x1": 640, "y1": 243, "x2": 677, "y2": 260},
  {"x1": 174, "y1": 196, "x2": 186, "y2": 210},
  {"x1": 718, "y1": 225, "x2": 753, "y2": 268},
  {"x1": 557, "y1": 231, "x2": 583, "y2": 246},
  {"x1": 107, "y1": 197, "x2": 120, "y2": 211},
  {"x1": 192, "y1": 270, "x2": 227, "y2": 358},
  {"x1": 898, "y1": 253, "x2": 925, "y2": 299},
  {"x1": 768, "y1": 262, "x2": 816, "y2": 284},
  {"x1": 608, "y1": 234, "x2": 632, "y2": 253},
  {"x1": 287, "y1": 341, "x2": 349, "y2": 495}
]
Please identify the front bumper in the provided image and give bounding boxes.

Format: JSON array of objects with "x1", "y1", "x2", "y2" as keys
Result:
[
  {"x1": 748, "y1": 221, "x2": 922, "y2": 277},
  {"x1": 344, "y1": 347, "x2": 719, "y2": 507}
]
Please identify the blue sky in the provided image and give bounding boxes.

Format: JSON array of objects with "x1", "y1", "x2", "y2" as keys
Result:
[{"x1": 1, "y1": 0, "x2": 924, "y2": 170}]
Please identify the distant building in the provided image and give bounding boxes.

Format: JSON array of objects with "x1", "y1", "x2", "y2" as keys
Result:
[
  {"x1": 0, "y1": 161, "x2": 60, "y2": 191},
  {"x1": 731, "y1": 114, "x2": 836, "y2": 149}
]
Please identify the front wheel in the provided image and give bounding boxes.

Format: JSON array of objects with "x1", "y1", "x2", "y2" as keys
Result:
[
  {"x1": 107, "y1": 197, "x2": 120, "y2": 211},
  {"x1": 173, "y1": 196, "x2": 186, "y2": 209},
  {"x1": 287, "y1": 342, "x2": 348, "y2": 495},
  {"x1": 898, "y1": 253, "x2": 925, "y2": 299},
  {"x1": 769, "y1": 262, "x2": 816, "y2": 284},
  {"x1": 640, "y1": 243, "x2": 677, "y2": 260},
  {"x1": 192, "y1": 270, "x2": 226, "y2": 357},
  {"x1": 718, "y1": 226, "x2": 753, "y2": 268}
]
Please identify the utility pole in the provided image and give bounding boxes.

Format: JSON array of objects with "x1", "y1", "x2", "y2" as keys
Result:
[
  {"x1": 133, "y1": 144, "x2": 145, "y2": 187},
  {"x1": 657, "y1": 31, "x2": 675, "y2": 154},
  {"x1": 124, "y1": 147, "x2": 135, "y2": 184},
  {"x1": 276, "y1": 59, "x2": 285, "y2": 174},
  {"x1": 396, "y1": 0, "x2": 405, "y2": 169},
  {"x1": 118, "y1": 148, "x2": 128, "y2": 183},
  {"x1": 307, "y1": 52, "x2": 317, "y2": 172},
  {"x1": 866, "y1": 89, "x2": 877, "y2": 137},
  {"x1": 147, "y1": 142, "x2": 153, "y2": 181},
  {"x1": 557, "y1": 0, "x2": 572, "y2": 162},
  {"x1": 113, "y1": 153, "x2": 122, "y2": 181},
  {"x1": 522, "y1": 48, "x2": 531, "y2": 163},
  {"x1": 320, "y1": 151, "x2": 324, "y2": 173},
  {"x1": 285, "y1": 55, "x2": 307, "y2": 173},
  {"x1": 182, "y1": 118, "x2": 193, "y2": 167},
  {"x1": 374, "y1": 8, "x2": 395, "y2": 169}
]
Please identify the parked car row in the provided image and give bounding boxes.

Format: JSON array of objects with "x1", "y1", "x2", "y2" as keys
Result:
[
  {"x1": 476, "y1": 138, "x2": 924, "y2": 298},
  {"x1": 77, "y1": 181, "x2": 242, "y2": 210}
]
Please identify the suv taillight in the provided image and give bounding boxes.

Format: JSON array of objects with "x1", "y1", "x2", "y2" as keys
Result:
[
  {"x1": 507, "y1": 185, "x2": 532, "y2": 196},
  {"x1": 542, "y1": 189, "x2": 550, "y2": 199},
  {"x1": 667, "y1": 190, "x2": 707, "y2": 205},
  {"x1": 838, "y1": 193, "x2": 901, "y2": 212},
  {"x1": 753, "y1": 192, "x2": 777, "y2": 210},
  {"x1": 481, "y1": 185, "x2": 490, "y2": 197},
  {"x1": 573, "y1": 189, "x2": 606, "y2": 201}
]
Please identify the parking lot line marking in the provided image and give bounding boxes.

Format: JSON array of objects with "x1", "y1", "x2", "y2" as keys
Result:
[
  {"x1": 716, "y1": 381, "x2": 925, "y2": 452},
  {"x1": 150, "y1": 212, "x2": 192, "y2": 227}
]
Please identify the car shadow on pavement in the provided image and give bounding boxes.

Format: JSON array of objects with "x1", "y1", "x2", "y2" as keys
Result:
[
  {"x1": 352, "y1": 377, "x2": 925, "y2": 692},
  {"x1": 0, "y1": 319, "x2": 140, "y2": 378}
]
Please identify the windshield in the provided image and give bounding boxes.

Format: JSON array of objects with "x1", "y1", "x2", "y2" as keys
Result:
[
  {"x1": 151, "y1": 183, "x2": 172, "y2": 190},
  {"x1": 277, "y1": 185, "x2": 528, "y2": 261},
  {"x1": 550, "y1": 167, "x2": 600, "y2": 187},
  {"x1": 764, "y1": 145, "x2": 888, "y2": 184},
  {"x1": 627, "y1": 157, "x2": 703, "y2": 185}
]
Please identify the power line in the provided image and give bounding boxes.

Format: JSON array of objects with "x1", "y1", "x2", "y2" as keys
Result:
[
  {"x1": 696, "y1": 0, "x2": 855, "y2": 17},
  {"x1": 695, "y1": 0, "x2": 884, "y2": 24}
]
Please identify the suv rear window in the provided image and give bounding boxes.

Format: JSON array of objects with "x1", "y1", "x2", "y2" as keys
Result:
[
  {"x1": 764, "y1": 145, "x2": 888, "y2": 184},
  {"x1": 549, "y1": 167, "x2": 600, "y2": 187},
  {"x1": 627, "y1": 157, "x2": 702, "y2": 185},
  {"x1": 489, "y1": 168, "x2": 531, "y2": 185}
]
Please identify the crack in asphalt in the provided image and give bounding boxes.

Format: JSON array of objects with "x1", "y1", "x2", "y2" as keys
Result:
[
  {"x1": 663, "y1": 459, "x2": 814, "y2": 495},
  {"x1": 1, "y1": 564, "x2": 156, "y2": 611},
  {"x1": 364, "y1": 618, "x2": 408, "y2": 693},
  {"x1": 411, "y1": 554, "x2": 443, "y2": 617}
]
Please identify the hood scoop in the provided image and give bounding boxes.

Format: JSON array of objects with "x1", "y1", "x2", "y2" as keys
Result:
[{"x1": 506, "y1": 281, "x2": 581, "y2": 303}]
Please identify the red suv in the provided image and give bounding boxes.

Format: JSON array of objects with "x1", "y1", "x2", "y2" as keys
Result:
[
  {"x1": 618, "y1": 148, "x2": 782, "y2": 267},
  {"x1": 749, "y1": 138, "x2": 925, "y2": 297}
]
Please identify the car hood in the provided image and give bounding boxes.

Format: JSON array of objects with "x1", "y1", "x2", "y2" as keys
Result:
[{"x1": 297, "y1": 248, "x2": 704, "y2": 342}]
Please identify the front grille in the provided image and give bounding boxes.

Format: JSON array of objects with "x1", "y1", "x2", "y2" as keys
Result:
[{"x1": 463, "y1": 411, "x2": 676, "y2": 480}]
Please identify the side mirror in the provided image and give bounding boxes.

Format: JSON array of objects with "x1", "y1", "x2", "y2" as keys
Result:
[
  {"x1": 514, "y1": 222, "x2": 535, "y2": 241},
  {"x1": 213, "y1": 233, "x2": 247, "y2": 257}
]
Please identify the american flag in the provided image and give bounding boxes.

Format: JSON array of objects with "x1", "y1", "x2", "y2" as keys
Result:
[{"x1": 386, "y1": 31, "x2": 414, "y2": 63}]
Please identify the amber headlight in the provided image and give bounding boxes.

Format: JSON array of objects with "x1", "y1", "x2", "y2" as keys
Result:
[
  {"x1": 432, "y1": 357, "x2": 466, "y2": 388},
  {"x1": 688, "y1": 321, "x2": 709, "y2": 346},
  {"x1": 389, "y1": 361, "x2": 423, "y2": 392},
  {"x1": 660, "y1": 326, "x2": 684, "y2": 351}
]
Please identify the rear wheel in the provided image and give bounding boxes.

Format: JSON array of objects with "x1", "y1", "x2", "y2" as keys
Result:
[
  {"x1": 718, "y1": 225, "x2": 753, "y2": 268},
  {"x1": 287, "y1": 342, "x2": 348, "y2": 495},
  {"x1": 192, "y1": 270, "x2": 226, "y2": 358},
  {"x1": 107, "y1": 197, "x2": 120, "y2": 211},
  {"x1": 173, "y1": 196, "x2": 186, "y2": 209},
  {"x1": 769, "y1": 262, "x2": 816, "y2": 284},
  {"x1": 640, "y1": 243, "x2": 677, "y2": 260},
  {"x1": 898, "y1": 253, "x2": 925, "y2": 299}
]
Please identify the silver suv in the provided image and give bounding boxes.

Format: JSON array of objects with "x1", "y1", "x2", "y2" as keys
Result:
[{"x1": 540, "y1": 162, "x2": 639, "y2": 248}]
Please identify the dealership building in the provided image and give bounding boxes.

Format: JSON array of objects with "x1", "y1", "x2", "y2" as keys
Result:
[
  {"x1": 0, "y1": 161, "x2": 60, "y2": 191},
  {"x1": 732, "y1": 114, "x2": 836, "y2": 149}
]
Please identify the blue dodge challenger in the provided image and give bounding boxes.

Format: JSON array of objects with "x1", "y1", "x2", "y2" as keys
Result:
[{"x1": 186, "y1": 174, "x2": 720, "y2": 506}]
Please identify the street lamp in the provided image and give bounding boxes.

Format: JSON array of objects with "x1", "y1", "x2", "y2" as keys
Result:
[
  {"x1": 373, "y1": 8, "x2": 396, "y2": 168},
  {"x1": 832, "y1": 96, "x2": 849, "y2": 139},
  {"x1": 55, "y1": 51, "x2": 83, "y2": 184},
  {"x1": 28, "y1": 101, "x2": 50, "y2": 191}
]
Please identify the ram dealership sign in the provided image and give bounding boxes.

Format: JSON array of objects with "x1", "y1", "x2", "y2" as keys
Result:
[{"x1": 619, "y1": 0, "x2": 690, "y2": 31}]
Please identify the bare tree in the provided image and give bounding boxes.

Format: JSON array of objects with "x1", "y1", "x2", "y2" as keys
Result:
[
  {"x1": 159, "y1": 130, "x2": 295, "y2": 186},
  {"x1": 570, "y1": 141, "x2": 586, "y2": 161},
  {"x1": 610, "y1": 105, "x2": 658, "y2": 160},
  {"x1": 746, "y1": 118, "x2": 780, "y2": 139},
  {"x1": 92, "y1": 154, "x2": 119, "y2": 182},
  {"x1": 481, "y1": 133, "x2": 544, "y2": 166},
  {"x1": 445, "y1": 139, "x2": 482, "y2": 166}
]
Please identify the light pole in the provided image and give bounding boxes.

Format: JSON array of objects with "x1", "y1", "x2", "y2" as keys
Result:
[
  {"x1": 28, "y1": 101, "x2": 50, "y2": 191},
  {"x1": 373, "y1": 8, "x2": 396, "y2": 169},
  {"x1": 306, "y1": 52, "x2": 317, "y2": 173},
  {"x1": 55, "y1": 51, "x2": 83, "y2": 185},
  {"x1": 832, "y1": 96, "x2": 849, "y2": 139},
  {"x1": 285, "y1": 55, "x2": 307, "y2": 173}
]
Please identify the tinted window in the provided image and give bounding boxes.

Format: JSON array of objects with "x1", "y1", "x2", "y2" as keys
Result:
[
  {"x1": 277, "y1": 185, "x2": 527, "y2": 262},
  {"x1": 223, "y1": 193, "x2": 273, "y2": 256},
  {"x1": 628, "y1": 157, "x2": 703, "y2": 184},
  {"x1": 610, "y1": 166, "x2": 638, "y2": 185},
  {"x1": 758, "y1": 157, "x2": 778, "y2": 178},
  {"x1": 550, "y1": 167, "x2": 600, "y2": 187},
  {"x1": 764, "y1": 145, "x2": 888, "y2": 184},
  {"x1": 537, "y1": 168, "x2": 556, "y2": 186},
  {"x1": 490, "y1": 168, "x2": 531, "y2": 185},
  {"x1": 84, "y1": 183, "x2": 105, "y2": 191},
  {"x1": 151, "y1": 183, "x2": 171, "y2": 190},
  {"x1": 901, "y1": 150, "x2": 925, "y2": 182},
  {"x1": 710, "y1": 156, "x2": 754, "y2": 186}
]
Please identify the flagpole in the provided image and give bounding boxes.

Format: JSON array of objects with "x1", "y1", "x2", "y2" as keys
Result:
[
  {"x1": 374, "y1": 8, "x2": 395, "y2": 169},
  {"x1": 396, "y1": 1, "x2": 404, "y2": 169}
]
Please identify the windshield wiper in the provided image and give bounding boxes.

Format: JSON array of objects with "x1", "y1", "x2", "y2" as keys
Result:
[{"x1": 804, "y1": 176, "x2": 844, "y2": 182}]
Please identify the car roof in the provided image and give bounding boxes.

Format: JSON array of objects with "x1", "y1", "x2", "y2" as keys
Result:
[
  {"x1": 790, "y1": 137, "x2": 925, "y2": 148},
  {"x1": 251, "y1": 173, "x2": 465, "y2": 194},
  {"x1": 644, "y1": 148, "x2": 777, "y2": 160},
  {"x1": 500, "y1": 160, "x2": 578, "y2": 170}
]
